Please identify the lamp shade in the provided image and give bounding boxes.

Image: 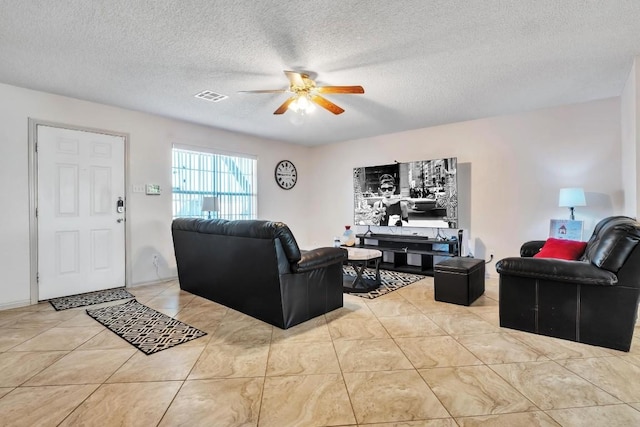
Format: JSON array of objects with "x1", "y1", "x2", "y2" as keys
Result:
[
  {"x1": 201, "y1": 196, "x2": 219, "y2": 212},
  {"x1": 558, "y1": 188, "x2": 586, "y2": 207}
]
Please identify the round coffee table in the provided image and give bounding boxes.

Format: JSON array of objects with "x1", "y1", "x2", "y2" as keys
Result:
[{"x1": 343, "y1": 247, "x2": 383, "y2": 293}]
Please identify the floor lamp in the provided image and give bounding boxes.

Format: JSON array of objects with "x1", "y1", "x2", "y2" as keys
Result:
[{"x1": 202, "y1": 196, "x2": 219, "y2": 219}]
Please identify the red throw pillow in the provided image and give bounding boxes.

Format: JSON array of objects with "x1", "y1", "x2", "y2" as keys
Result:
[{"x1": 533, "y1": 238, "x2": 587, "y2": 260}]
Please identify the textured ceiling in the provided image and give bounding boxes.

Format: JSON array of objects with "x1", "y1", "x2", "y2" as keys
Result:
[{"x1": 2, "y1": 1, "x2": 640, "y2": 146}]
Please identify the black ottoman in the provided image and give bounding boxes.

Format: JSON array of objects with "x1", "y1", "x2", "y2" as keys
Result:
[{"x1": 434, "y1": 257, "x2": 485, "y2": 306}]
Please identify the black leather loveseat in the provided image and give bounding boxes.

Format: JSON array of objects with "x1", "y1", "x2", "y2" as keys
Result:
[
  {"x1": 172, "y1": 218, "x2": 347, "y2": 329},
  {"x1": 496, "y1": 216, "x2": 640, "y2": 351}
]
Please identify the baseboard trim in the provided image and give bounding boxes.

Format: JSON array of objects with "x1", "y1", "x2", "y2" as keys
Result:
[
  {"x1": 0, "y1": 299, "x2": 32, "y2": 311},
  {"x1": 128, "y1": 276, "x2": 178, "y2": 288}
]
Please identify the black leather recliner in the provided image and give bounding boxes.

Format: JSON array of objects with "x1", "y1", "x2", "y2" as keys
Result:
[
  {"x1": 496, "y1": 216, "x2": 640, "y2": 351},
  {"x1": 171, "y1": 218, "x2": 347, "y2": 329}
]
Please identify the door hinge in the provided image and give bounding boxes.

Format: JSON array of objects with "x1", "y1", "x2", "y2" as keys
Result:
[
  {"x1": 36, "y1": 273, "x2": 39, "y2": 283},
  {"x1": 35, "y1": 142, "x2": 37, "y2": 152},
  {"x1": 35, "y1": 208, "x2": 38, "y2": 217}
]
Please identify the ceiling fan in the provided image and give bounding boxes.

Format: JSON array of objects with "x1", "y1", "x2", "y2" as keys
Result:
[{"x1": 240, "y1": 70, "x2": 364, "y2": 115}]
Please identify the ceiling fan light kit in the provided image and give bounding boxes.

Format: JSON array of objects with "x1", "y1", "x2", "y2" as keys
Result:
[
  {"x1": 288, "y1": 94, "x2": 316, "y2": 114},
  {"x1": 241, "y1": 70, "x2": 364, "y2": 116}
]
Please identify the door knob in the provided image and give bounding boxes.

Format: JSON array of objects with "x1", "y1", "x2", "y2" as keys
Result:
[{"x1": 117, "y1": 218, "x2": 124, "y2": 223}]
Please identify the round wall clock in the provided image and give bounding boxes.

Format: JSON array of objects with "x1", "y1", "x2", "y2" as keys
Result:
[{"x1": 275, "y1": 160, "x2": 297, "y2": 190}]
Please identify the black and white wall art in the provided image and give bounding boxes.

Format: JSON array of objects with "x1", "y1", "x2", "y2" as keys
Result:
[{"x1": 353, "y1": 158, "x2": 458, "y2": 228}]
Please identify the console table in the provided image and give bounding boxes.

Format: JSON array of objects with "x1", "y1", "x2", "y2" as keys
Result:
[{"x1": 355, "y1": 233, "x2": 459, "y2": 276}]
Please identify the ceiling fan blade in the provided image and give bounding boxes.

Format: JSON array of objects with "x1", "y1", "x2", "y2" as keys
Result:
[
  {"x1": 316, "y1": 85, "x2": 365, "y2": 94},
  {"x1": 239, "y1": 89, "x2": 287, "y2": 94},
  {"x1": 284, "y1": 70, "x2": 306, "y2": 88},
  {"x1": 310, "y1": 95, "x2": 345, "y2": 115},
  {"x1": 274, "y1": 97, "x2": 296, "y2": 115}
]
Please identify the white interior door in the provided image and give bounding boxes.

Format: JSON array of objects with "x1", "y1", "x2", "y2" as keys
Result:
[{"x1": 37, "y1": 125, "x2": 125, "y2": 300}]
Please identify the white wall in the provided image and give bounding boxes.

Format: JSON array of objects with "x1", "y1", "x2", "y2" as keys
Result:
[
  {"x1": 0, "y1": 81, "x2": 630, "y2": 308},
  {"x1": 621, "y1": 58, "x2": 638, "y2": 219},
  {"x1": 309, "y1": 98, "x2": 624, "y2": 277},
  {"x1": 0, "y1": 83, "x2": 311, "y2": 308}
]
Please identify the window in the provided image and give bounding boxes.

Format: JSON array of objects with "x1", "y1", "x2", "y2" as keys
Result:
[{"x1": 172, "y1": 146, "x2": 257, "y2": 220}]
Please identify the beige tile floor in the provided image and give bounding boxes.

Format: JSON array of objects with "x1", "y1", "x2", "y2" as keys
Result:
[{"x1": 1, "y1": 276, "x2": 640, "y2": 426}]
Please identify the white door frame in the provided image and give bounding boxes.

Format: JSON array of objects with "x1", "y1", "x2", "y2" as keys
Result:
[{"x1": 28, "y1": 118, "x2": 131, "y2": 304}]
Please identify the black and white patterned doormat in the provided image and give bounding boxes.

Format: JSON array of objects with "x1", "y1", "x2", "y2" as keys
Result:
[
  {"x1": 342, "y1": 266, "x2": 425, "y2": 299},
  {"x1": 86, "y1": 299, "x2": 206, "y2": 355},
  {"x1": 49, "y1": 287, "x2": 134, "y2": 311}
]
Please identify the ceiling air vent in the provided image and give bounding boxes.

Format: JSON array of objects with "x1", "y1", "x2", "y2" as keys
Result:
[{"x1": 195, "y1": 90, "x2": 228, "y2": 102}]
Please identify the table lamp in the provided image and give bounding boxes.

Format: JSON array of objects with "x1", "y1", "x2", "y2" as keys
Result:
[
  {"x1": 559, "y1": 188, "x2": 586, "y2": 220},
  {"x1": 201, "y1": 196, "x2": 219, "y2": 219}
]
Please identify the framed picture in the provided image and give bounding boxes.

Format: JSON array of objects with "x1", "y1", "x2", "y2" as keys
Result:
[{"x1": 549, "y1": 219, "x2": 584, "y2": 241}]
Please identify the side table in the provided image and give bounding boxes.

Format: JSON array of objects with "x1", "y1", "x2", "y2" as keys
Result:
[{"x1": 343, "y1": 247, "x2": 383, "y2": 293}]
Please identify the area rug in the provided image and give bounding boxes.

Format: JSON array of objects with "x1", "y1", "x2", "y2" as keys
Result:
[
  {"x1": 49, "y1": 287, "x2": 134, "y2": 311},
  {"x1": 342, "y1": 266, "x2": 425, "y2": 299},
  {"x1": 86, "y1": 299, "x2": 206, "y2": 355}
]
